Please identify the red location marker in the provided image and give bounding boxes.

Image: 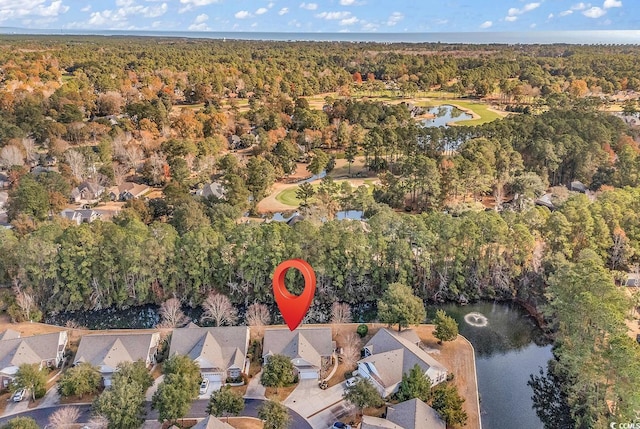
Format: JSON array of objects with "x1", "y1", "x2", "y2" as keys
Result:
[{"x1": 272, "y1": 259, "x2": 316, "y2": 331}]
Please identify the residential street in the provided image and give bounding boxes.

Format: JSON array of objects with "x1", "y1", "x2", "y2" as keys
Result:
[{"x1": 0, "y1": 399, "x2": 312, "y2": 429}]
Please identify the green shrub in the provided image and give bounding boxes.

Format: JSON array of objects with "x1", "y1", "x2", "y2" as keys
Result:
[{"x1": 357, "y1": 324, "x2": 368, "y2": 338}]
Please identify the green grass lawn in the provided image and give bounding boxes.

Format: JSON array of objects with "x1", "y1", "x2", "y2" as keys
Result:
[
  {"x1": 276, "y1": 187, "x2": 303, "y2": 206},
  {"x1": 275, "y1": 179, "x2": 377, "y2": 207},
  {"x1": 306, "y1": 90, "x2": 502, "y2": 126},
  {"x1": 443, "y1": 100, "x2": 503, "y2": 125}
]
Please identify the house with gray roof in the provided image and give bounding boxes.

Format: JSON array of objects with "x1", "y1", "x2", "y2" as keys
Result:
[
  {"x1": 262, "y1": 327, "x2": 334, "y2": 380},
  {"x1": 196, "y1": 182, "x2": 226, "y2": 200},
  {"x1": 74, "y1": 332, "x2": 160, "y2": 387},
  {"x1": 361, "y1": 398, "x2": 445, "y2": 429},
  {"x1": 357, "y1": 329, "x2": 447, "y2": 397},
  {"x1": 191, "y1": 415, "x2": 234, "y2": 429},
  {"x1": 110, "y1": 182, "x2": 150, "y2": 201},
  {"x1": 71, "y1": 181, "x2": 105, "y2": 203},
  {"x1": 386, "y1": 398, "x2": 445, "y2": 429},
  {"x1": 360, "y1": 416, "x2": 405, "y2": 429},
  {"x1": 0, "y1": 329, "x2": 20, "y2": 341},
  {"x1": 169, "y1": 325, "x2": 250, "y2": 385},
  {"x1": 0, "y1": 331, "x2": 68, "y2": 388},
  {"x1": 61, "y1": 208, "x2": 100, "y2": 224}
]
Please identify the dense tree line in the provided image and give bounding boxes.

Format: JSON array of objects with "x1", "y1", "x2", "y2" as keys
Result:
[{"x1": 3, "y1": 184, "x2": 640, "y2": 318}]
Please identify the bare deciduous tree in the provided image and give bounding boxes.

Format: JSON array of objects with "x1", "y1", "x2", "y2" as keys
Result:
[
  {"x1": 0, "y1": 145, "x2": 24, "y2": 168},
  {"x1": 20, "y1": 138, "x2": 37, "y2": 163},
  {"x1": 124, "y1": 145, "x2": 144, "y2": 170},
  {"x1": 65, "y1": 149, "x2": 87, "y2": 181},
  {"x1": 202, "y1": 292, "x2": 238, "y2": 327},
  {"x1": 113, "y1": 162, "x2": 130, "y2": 186},
  {"x1": 12, "y1": 286, "x2": 39, "y2": 322},
  {"x1": 158, "y1": 297, "x2": 189, "y2": 328},
  {"x1": 144, "y1": 153, "x2": 167, "y2": 186},
  {"x1": 85, "y1": 414, "x2": 109, "y2": 429},
  {"x1": 340, "y1": 332, "x2": 362, "y2": 369},
  {"x1": 48, "y1": 407, "x2": 80, "y2": 429},
  {"x1": 245, "y1": 303, "x2": 270, "y2": 327},
  {"x1": 331, "y1": 302, "x2": 352, "y2": 324}
]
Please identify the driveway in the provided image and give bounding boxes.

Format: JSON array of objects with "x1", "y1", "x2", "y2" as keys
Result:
[
  {"x1": 284, "y1": 379, "x2": 353, "y2": 427},
  {"x1": 2, "y1": 396, "x2": 30, "y2": 417},
  {"x1": 244, "y1": 371, "x2": 266, "y2": 399}
]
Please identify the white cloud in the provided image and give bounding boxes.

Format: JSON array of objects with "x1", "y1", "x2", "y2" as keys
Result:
[
  {"x1": 188, "y1": 22, "x2": 209, "y2": 30},
  {"x1": 255, "y1": 7, "x2": 268, "y2": 15},
  {"x1": 386, "y1": 11, "x2": 403, "y2": 26},
  {"x1": 278, "y1": 7, "x2": 289, "y2": 15},
  {"x1": 300, "y1": 2, "x2": 318, "y2": 10},
  {"x1": 178, "y1": 0, "x2": 220, "y2": 12},
  {"x1": 603, "y1": 0, "x2": 622, "y2": 8},
  {"x1": 479, "y1": 20, "x2": 493, "y2": 28},
  {"x1": 530, "y1": 23, "x2": 537, "y2": 28},
  {"x1": 340, "y1": 16, "x2": 358, "y2": 25},
  {"x1": 559, "y1": 10, "x2": 573, "y2": 16},
  {"x1": 508, "y1": 2, "x2": 540, "y2": 16},
  {"x1": 194, "y1": 13, "x2": 208, "y2": 23},
  {"x1": 179, "y1": 0, "x2": 220, "y2": 5},
  {"x1": 316, "y1": 11, "x2": 350, "y2": 19},
  {"x1": 235, "y1": 10, "x2": 251, "y2": 19},
  {"x1": 361, "y1": 21, "x2": 377, "y2": 31},
  {"x1": 0, "y1": 0, "x2": 70, "y2": 22},
  {"x1": 268, "y1": 2, "x2": 274, "y2": 8},
  {"x1": 81, "y1": 5, "x2": 91, "y2": 12},
  {"x1": 340, "y1": 0, "x2": 355, "y2": 4},
  {"x1": 505, "y1": 15, "x2": 518, "y2": 21},
  {"x1": 547, "y1": 13, "x2": 554, "y2": 18},
  {"x1": 571, "y1": 2, "x2": 588, "y2": 10},
  {"x1": 583, "y1": 6, "x2": 606, "y2": 17}
]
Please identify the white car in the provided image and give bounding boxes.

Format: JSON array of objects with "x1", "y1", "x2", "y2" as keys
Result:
[
  {"x1": 12, "y1": 389, "x2": 26, "y2": 402},
  {"x1": 345, "y1": 377, "x2": 358, "y2": 388},
  {"x1": 199, "y1": 378, "x2": 209, "y2": 394}
]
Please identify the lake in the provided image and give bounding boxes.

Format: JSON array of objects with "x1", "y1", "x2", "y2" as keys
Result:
[
  {"x1": 421, "y1": 105, "x2": 473, "y2": 128},
  {"x1": 437, "y1": 302, "x2": 552, "y2": 429}
]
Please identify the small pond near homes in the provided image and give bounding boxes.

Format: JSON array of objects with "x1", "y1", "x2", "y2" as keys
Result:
[
  {"x1": 437, "y1": 302, "x2": 553, "y2": 429},
  {"x1": 421, "y1": 104, "x2": 473, "y2": 128}
]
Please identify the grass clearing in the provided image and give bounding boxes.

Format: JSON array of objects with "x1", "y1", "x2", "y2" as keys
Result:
[{"x1": 275, "y1": 187, "x2": 302, "y2": 207}]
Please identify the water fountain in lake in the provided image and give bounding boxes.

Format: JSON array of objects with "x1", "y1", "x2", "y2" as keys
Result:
[{"x1": 464, "y1": 311, "x2": 489, "y2": 327}]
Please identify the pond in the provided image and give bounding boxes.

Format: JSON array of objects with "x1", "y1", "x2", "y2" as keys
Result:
[
  {"x1": 437, "y1": 302, "x2": 552, "y2": 429},
  {"x1": 421, "y1": 104, "x2": 473, "y2": 128}
]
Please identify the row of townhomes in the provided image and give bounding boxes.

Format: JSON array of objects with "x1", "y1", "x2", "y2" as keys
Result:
[{"x1": 0, "y1": 325, "x2": 448, "y2": 429}]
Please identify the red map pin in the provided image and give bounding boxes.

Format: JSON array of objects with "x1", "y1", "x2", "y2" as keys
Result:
[{"x1": 272, "y1": 259, "x2": 316, "y2": 331}]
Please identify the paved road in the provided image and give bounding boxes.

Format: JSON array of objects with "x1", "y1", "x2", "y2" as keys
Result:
[{"x1": 0, "y1": 399, "x2": 312, "y2": 429}]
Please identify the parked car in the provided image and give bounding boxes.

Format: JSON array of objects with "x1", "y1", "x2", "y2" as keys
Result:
[
  {"x1": 12, "y1": 389, "x2": 26, "y2": 402},
  {"x1": 331, "y1": 423, "x2": 351, "y2": 429},
  {"x1": 199, "y1": 378, "x2": 209, "y2": 394},
  {"x1": 345, "y1": 377, "x2": 358, "y2": 387}
]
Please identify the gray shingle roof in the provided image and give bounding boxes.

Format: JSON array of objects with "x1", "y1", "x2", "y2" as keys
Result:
[
  {"x1": 169, "y1": 326, "x2": 250, "y2": 372},
  {"x1": 360, "y1": 329, "x2": 447, "y2": 388},
  {"x1": 387, "y1": 398, "x2": 445, "y2": 429},
  {"x1": 0, "y1": 329, "x2": 20, "y2": 341},
  {"x1": 74, "y1": 332, "x2": 159, "y2": 373},
  {"x1": 262, "y1": 327, "x2": 333, "y2": 369},
  {"x1": 192, "y1": 415, "x2": 234, "y2": 429},
  {"x1": 361, "y1": 416, "x2": 405, "y2": 429},
  {"x1": 0, "y1": 331, "x2": 66, "y2": 373}
]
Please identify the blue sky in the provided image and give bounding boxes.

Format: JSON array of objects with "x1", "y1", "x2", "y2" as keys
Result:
[{"x1": 1, "y1": 0, "x2": 636, "y2": 32}]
